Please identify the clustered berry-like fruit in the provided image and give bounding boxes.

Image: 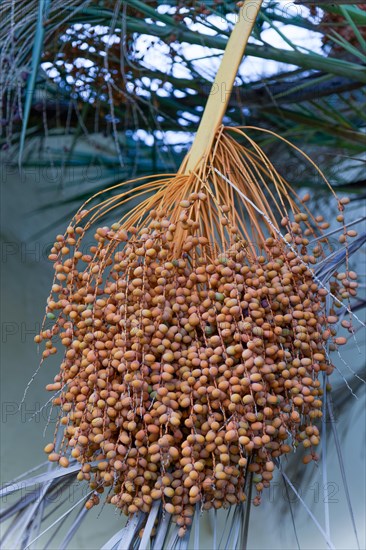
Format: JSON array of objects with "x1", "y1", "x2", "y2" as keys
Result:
[{"x1": 38, "y1": 188, "x2": 358, "y2": 536}]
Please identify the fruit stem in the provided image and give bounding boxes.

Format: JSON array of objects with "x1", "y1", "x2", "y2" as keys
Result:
[{"x1": 182, "y1": 0, "x2": 263, "y2": 174}]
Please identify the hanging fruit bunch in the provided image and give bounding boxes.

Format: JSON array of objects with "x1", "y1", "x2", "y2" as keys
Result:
[
  {"x1": 38, "y1": 126, "x2": 358, "y2": 533},
  {"x1": 35, "y1": 0, "x2": 360, "y2": 538}
]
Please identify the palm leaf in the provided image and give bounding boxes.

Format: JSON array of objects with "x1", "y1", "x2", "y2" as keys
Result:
[
  {"x1": 1, "y1": 0, "x2": 366, "y2": 175},
  {"x1": 18, "y1": 0, "x2": 51, "y2": 164}
]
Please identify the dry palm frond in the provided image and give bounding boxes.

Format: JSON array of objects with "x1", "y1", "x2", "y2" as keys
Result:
[{"x1": 1, "y1": 1, "x2": 365, "y2": 549}]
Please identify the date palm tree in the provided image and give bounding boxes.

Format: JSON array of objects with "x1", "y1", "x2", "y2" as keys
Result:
[{"x1": 0, "y1": 2, "x2": 365, "y2": 549}]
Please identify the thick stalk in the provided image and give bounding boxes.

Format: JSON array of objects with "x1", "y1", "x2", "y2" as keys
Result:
[{"x1": 182, "y1": 0, "x2": 263, "y2": 174}]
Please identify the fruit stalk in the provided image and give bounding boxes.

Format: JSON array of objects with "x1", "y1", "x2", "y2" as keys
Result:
[{"x1": 183, "y1": 0, "x2": 263, "y2": 174}]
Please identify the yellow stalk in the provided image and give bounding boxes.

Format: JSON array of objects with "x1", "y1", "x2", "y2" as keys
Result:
[{"x1": 183, "y1": 0, "x2": 263, "y2": 174}]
